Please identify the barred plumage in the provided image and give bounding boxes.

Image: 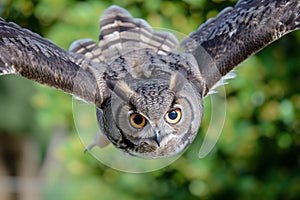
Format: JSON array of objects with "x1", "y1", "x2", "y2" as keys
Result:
[{"x1": 70, "y1": 6, "x2": 179, "y2": 63}]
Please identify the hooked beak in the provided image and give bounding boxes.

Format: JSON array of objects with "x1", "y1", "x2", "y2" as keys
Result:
[{"x1": 154, "y1": 131, "x2": 162, "y2": 147}]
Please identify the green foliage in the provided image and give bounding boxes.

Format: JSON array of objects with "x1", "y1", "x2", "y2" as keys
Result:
[{"x1": 1, "y1": 0, "x2": 300, "y2": 199}]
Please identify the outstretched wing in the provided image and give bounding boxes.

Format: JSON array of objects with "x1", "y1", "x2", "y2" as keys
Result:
[
  {"x1": 0, "y1": 18, "x2": 107, "y2": 107},
  {"x1": 70, "y1": 5, "x2": 179, "y2": 63},
  {"x1": 181, "y1": 0, "x2": 300, "y2": 91}
]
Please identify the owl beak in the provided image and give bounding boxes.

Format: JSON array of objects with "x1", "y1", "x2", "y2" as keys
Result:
[{"x1": 154, "y1": 131, "x2": 162, "y2": 147}]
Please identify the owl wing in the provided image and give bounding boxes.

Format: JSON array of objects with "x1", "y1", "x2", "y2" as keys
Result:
[
  {"x1": 69, "y1": 5, "x2": 179, "y2": 63},
  {"x1": 0, "y1": 18, "x2": 108, "y2": 107},
  {"x1": 181, "y1": 0, "x2": 300, "y2": 92}
]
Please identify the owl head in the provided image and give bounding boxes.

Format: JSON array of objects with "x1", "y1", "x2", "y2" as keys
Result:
[{"x1": 97, "y1": 73, "x2": 203, "y2": 159}]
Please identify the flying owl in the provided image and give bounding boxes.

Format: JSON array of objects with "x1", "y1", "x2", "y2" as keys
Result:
[{"x1": 0, "y1": 0, "x2": 300, "y2": 159}]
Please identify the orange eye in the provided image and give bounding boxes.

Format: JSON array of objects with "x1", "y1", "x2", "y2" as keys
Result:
[
  {"x1": 129, "y1": 113, "x2": 147, "y2": 129},
  {"x1": 165, "y1": 108, "x2": 182, "y2": 124}
]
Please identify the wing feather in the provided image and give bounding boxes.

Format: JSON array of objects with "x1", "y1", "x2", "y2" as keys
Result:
[
  {"x1": 0, "y1": 18, "x2": 107, "y2": 107},
  {"x1": 181, "y1": 0, "x2": 300, "y2": 90},
  {"x1": 70, "y1": 5, "x2": 179, "y2": 63}
]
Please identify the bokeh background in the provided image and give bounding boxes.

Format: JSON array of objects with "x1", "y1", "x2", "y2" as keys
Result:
[{"x1": 0, "y1": 0, "x2": 300, "y2": 199}]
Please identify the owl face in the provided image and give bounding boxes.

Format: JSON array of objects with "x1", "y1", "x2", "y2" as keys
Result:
[{"x1": 100, "y1": 73, "x2": 203, "y2": 158}]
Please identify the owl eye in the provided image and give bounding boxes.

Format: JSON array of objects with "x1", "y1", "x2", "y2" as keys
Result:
[
  {"x1": 129, "y1": 113, "x2": 147, "y2": 129},
  {"x1": 165, "y1": 108, "x2": 182, "y2": 124}
]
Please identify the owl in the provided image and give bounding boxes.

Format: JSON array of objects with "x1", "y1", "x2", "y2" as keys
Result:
[{"x1": 0, "y1": 0, "x2": 300, "y2": 159}]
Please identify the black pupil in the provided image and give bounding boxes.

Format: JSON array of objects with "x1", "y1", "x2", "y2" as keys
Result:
[
  {"x1": 168, "y1": 110, "x2": 178, "y2": 120},
  {"x1": 133, "y1": 114, "x2": 144, "y2": 125}
]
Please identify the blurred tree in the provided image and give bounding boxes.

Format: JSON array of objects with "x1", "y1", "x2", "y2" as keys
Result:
[{"x1": 0, "y1": 0, "x2": 300, "y2": 199}]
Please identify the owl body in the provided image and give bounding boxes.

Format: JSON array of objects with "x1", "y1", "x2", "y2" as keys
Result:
[
  {"x1": 99, "y1": 60, "x2": 204, "y2": 157},
  {"x1": 92, "y1": 45, "x2": 204, "y2": 158},
  {"x1": 1, "y1": 1, "x2": 300, "y2": 159}
]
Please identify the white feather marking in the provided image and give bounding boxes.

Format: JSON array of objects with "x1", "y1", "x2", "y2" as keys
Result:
[
  {"x1": 228, "y1": 29, "x2": 237, "y2": 37},
  {"x1": 206, "y1": 70, "x2": 237, "y2": 96}
]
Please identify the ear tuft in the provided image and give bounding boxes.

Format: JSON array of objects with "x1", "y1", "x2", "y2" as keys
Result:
[
  {"x1": 169, "y1": 73, "x2": 187, "y2": 93},
  {"x1": 107, "y1": 80, "x2": 138, "y2": 102}
]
